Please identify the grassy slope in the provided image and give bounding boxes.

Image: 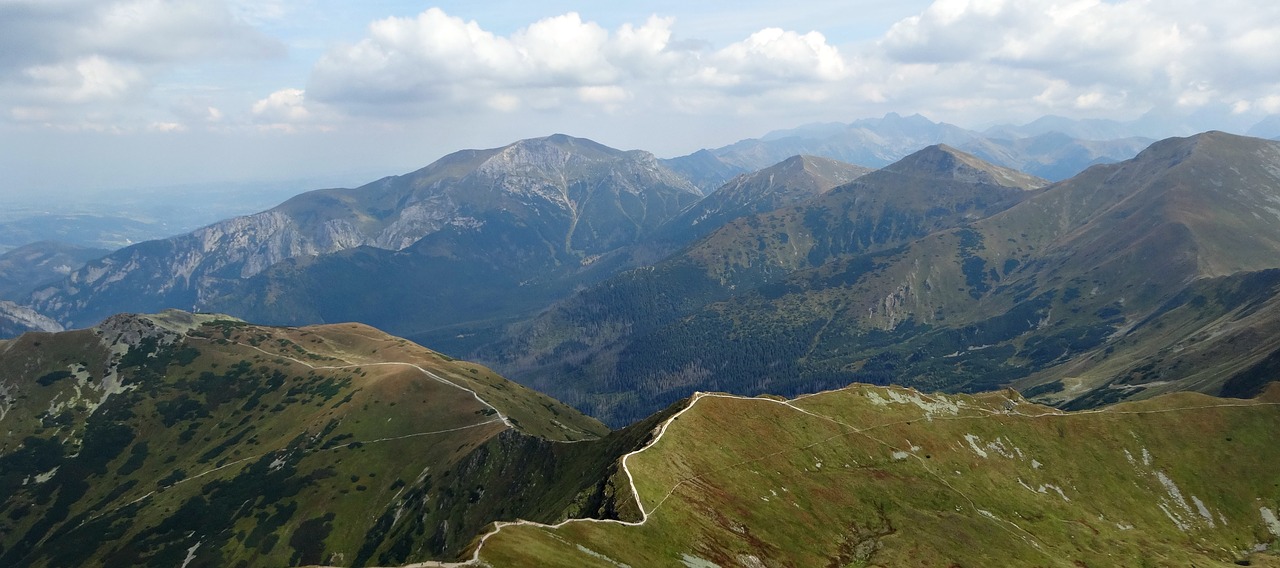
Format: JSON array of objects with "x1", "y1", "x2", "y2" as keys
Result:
[
  {"x1": 0, "y1": 314, "x2": 645, "y2": 567},
  {"x1": 477, "y1": 384, "x2": 1280, "y2": 567}
]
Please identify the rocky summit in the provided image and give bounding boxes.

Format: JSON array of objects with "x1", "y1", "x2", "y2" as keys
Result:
[{"x1": 28, "y1": 135, "x2": 700, "y2": 331}]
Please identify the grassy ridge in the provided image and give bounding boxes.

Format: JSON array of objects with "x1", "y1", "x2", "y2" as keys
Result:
[
  {"x1": 0, "y1": 314, "x2": 657, "y2": 567},
  {"x1": 477, "y1": 384, "x2": 1280, "y2": 567}
]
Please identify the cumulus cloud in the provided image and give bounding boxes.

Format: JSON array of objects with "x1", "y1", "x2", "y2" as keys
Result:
[
  {"x1": 250, "y1": 88, "x2": 323, "y2": 131},
  {"x1": 712, "y1": 28, "x2": 847, "y2": 87},
  {"x1": 22, "y1": 55, "x2": 148, "y2": 104},
  {"x1": 0, "y1": 0, "x2": 282, "y2": 128},
  {"x1": 877, "y1": 0, "x2": 1280, "y2": 119},
  {"x1": 7, "y1": 0, "x2": 1280, "y2": 144},
  {"x1": 306, "y1": 8, "x2": 850, "y2": 116}
]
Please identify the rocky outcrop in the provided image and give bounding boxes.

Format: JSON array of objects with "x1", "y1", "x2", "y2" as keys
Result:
[{"x1": 0, "y1": 300, "x2": 62, "y2": 337}]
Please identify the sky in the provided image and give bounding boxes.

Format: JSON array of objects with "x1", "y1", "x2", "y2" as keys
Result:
[{"x1": 3, "y1": 0, "x2": 1280, "y2": 196}]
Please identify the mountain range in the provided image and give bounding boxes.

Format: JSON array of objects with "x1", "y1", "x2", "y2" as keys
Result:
[
  {"x1": 663, "y1": 113, "x2": 1154, "y2": 190},
  {"x1": 477, "y1": 131, "x2": 1280, "y2": 426},
  {"x1": 6, "y1": 123, "x2": 1280, "y2": 432},
  {"x1": 27, "y1": 135, "x2": 701, "y2": 335}
]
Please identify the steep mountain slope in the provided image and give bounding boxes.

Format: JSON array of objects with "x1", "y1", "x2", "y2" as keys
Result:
[
  {"x1": 193, "y1": 147, "x2": 706, "y2": 343},
  {"x1": 0, "y1": 241, "x2": 109, "y2": 301},
  {"x1": 473, "y1": 384, "x2": 1280, "y2": 567},
  {"x1": 0, "y1": 301, "x2": 62, "y2": 337},
  {"x1": 0, "y1": 311, "x2": 704, "y2": 567},
  {"x1": 481, "y1": 146, "x2": 1046, "y2": 424},
  {"x1": 28, "y1": 135, "x2": 701, "y2": 330},
  {"x1": 511, "y1": 131, "x2": 1280, "y2": 426}
]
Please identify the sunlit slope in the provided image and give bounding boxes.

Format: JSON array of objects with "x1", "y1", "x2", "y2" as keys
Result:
[
  {"x1": 0, "y1": 311, "x2": 630, "y2": 567},
  {"x1": 476, "y1": 384, "x2": 1280, "y2": 567}
]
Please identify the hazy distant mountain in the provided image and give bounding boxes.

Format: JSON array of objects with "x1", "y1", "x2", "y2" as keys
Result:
[
  {"x1": 28, "y1": 135, "x2": 701, "y2": 331},
  {"x1": 713, "y1": 112, "x2": 980, "y2": 172},
  {"x1": 1248, "y1": 115, "x2": 1280, "y2": 139},
  {"x1": 982, "y1": 114, "x2": 1147, "y2": 140},
  {"x1": 658, "y1": 149, "x2": 749, "y2": 194},
  {"x1": 669, "y1": 113, "x2": 1152, "y2": 187},
  {"x1": 958, "y1": 131, "x2": 1153, "y2": 180},
  {"x1": 0, "y1": 241, "x2": 108, "y2": 300},
  {"x1": 0, "y1": 214, "x2": 158, "y2": 253},
  {"x1": 658, "y1": 155, "x2": 872, "y2": 244}
]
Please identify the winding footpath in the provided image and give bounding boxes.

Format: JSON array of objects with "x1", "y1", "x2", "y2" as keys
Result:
[
  {"x1": 193, "y1": 332, "x2": 1280, "y2": 567},
  {"x1": 390, "y1": 387, "x2": 1280, "y2": 568},
  {"x1": 211, "y1": 337, "x2": 515, "y2": 429}
]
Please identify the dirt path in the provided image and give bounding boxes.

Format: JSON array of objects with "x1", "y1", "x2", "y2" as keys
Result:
[{"x1": 397, "y1": 387, "x2": 1280, "y2": 567}]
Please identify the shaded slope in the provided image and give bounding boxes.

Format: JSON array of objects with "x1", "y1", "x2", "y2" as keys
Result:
[
  {"x1": 482, "y1": 145, "x2": 1045, "y2": 425},
  {"x1": 562, "y1": 132, "x2": 1280, "y2": 424}
]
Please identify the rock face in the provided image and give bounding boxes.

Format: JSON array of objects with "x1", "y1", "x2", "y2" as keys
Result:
[
  {"x1": 0, "y1": 300, "x2": 63, "y2": 336},
  {"x1": 29, "y1": 135, "x2": 701, "y2": 329}
]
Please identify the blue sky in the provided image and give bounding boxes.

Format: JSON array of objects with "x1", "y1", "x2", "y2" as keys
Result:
[{"x1": 2, "y1": 0, "x2": 1278, "y2": 195}]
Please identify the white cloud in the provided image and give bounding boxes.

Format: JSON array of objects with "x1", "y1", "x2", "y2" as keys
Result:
[
  {"x1": 87, "y1": 0, "x2": 282, "y2": 63},
  {"x1": 708, "y1": 28, "x2": 847, "y2": 91},
  {"x1": 578, "y1": 86, "x2": 630, "y2": 104},
  {"x1": 252, "y1": 88, "x2": 314, "y2": 127},
  {"x1": 0, "y1": 0, "x2": 282, "y2": 129},
  {"x1": 875, "y1": 0, "x2": 1280, "y2": 121},
  {"x1": 23, "y1": 55, "x2": 147, "y2": 104},
  {"x1": 5, "y1": 0, "x2": 1280, "y2": 162},
  {"x1": 306, "y1": 8, "x2": 851, "y2": 117},
  {"x1": 148, "y1": 121, "x2": 186, "y2": 132}
]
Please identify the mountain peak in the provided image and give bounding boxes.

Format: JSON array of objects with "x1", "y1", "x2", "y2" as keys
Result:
[
  {"x1": 883, "y1": 144, "x2": 1047, "y2": 190},
  {"x1": 747, "y1": 155, "x2": 869, "y2": 187},
  {"x1": 500, "y1": 134, "x2": 622, "y2": 159},
  {"x1": 1130, "y1": 130, "x2": 1268, "y2": 165}
]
